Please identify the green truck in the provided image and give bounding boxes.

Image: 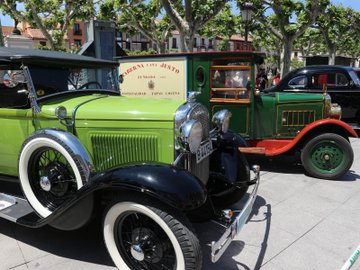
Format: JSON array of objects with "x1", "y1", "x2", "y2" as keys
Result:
[{"x1": 119, "y1": 51, "x2": 357, "y2": 180}]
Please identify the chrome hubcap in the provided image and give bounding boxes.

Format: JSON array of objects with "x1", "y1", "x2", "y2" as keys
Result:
[
  {"x1": 131, "y1": 244, "x2": 145, "y2": 261},
  {"x1": 40, "y1": 176, "x2": 51, "y2": 191}
]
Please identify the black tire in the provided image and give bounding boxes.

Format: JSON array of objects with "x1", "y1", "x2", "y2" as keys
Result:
[
  {"x1": 103, "y1": 196, "x2": 202, "y2": 270},
  {"x1": 301, "y1": 133, "x2": 353, "y2": 180},
  {"x1": 18, "y1": 133, "x2": 86, "y2": 217}
]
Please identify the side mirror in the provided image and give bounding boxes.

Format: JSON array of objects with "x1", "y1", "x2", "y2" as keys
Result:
[{"x1": 3, "y1": 71, "x2": 27, "y2": 88}]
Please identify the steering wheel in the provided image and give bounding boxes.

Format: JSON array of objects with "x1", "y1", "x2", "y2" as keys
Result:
[{"x1": 78, "y1": 81, "x2": 102, "y2": 89}]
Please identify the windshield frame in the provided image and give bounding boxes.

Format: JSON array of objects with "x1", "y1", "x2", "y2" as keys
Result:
[{"x1": 26, "y1": 64, "x2": 120, "y2": 101}]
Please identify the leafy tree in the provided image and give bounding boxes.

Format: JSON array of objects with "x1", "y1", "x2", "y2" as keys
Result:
[
  {"x1": 200, "y1": 4, "x2": 237, "y2": 51},
  {"x1": 251, "y1": 21, "x2": 282, "y2": 70},
  {"x1": 99, "y1": 0, "x2": 174, "y2": 53},
  {"x1": 0, "y1": 0, "x2": 95, "y2": 50},
  {"x1": 317, "y1": 5, "x2": 357, "y2": 65},
  {"x1": 294, "y1": 27, "x2": 326, "y2": 58},
  {"x1": 161, "y1": 0, "x2": 227, "y2": 52},
  {"x1": 237, "y1": 0, "x2": 329, "y2": 77}
]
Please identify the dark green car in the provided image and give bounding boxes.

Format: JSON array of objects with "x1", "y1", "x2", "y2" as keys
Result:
[
  {"x1": 119, "y1": 51, "x2": 357, "y2": 180},
  {"x1": 0, "y1": 48, "x2": 260, "y2": 270}
]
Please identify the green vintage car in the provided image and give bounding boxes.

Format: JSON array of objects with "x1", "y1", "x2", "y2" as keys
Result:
[
  {"x1": 0, "y1": 47, "x2": 259, "y2": 270},
  {"x1": 119, "y1": 51, "x2": 357, "y2": 180}
]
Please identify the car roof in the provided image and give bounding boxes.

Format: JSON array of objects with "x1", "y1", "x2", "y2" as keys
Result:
[
  {"x1": 295, "y1": 65, "x2": 354, "y2": 73},
  {"x1": 0, "y1": 47, "x2": 117, "y2": 68}
]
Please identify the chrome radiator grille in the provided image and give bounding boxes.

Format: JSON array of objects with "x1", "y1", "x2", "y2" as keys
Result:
[
  {"x1": 91, "y1": 133, "x2": 159, "y2": 171},
  {"x1": 189, "y1": 104, "x2": 209, "y2": 138},
  {"x1": 188, "y1": 104, "x2": 210, "y2": 184}
]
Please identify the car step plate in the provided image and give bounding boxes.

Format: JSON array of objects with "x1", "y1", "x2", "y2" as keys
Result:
[
  {"x1": 0, "y1": 193, "x2": 16, "y2": 211},
  {"x1": 0, "y1": 193, "x2": 33, "y2": 223}
]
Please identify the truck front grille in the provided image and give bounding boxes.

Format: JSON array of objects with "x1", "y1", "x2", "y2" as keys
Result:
[{"x1": 282, "y1": 110, "x2": 315, "y2": 126}]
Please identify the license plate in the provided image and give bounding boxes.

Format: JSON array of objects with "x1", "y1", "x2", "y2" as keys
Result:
[{"x1": 196, "y1": 140, "x2": 213, "y2": 163}]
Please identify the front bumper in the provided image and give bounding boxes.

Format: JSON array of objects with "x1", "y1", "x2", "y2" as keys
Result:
[{"x1": 210, "y1": 165, "x2": 260, "y2": 263}]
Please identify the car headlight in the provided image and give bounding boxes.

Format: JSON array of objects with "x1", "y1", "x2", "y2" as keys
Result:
[
  {"x1": 212, "y1": 110, "x2": 232, "y2": 133},
  {"x1": 179, "y1": 120, "x2": 203, "y2": 153}
]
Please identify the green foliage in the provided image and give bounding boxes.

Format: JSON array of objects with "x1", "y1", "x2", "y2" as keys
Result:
[
  {"x1": 160, "y1": 0, "x2": 227, "y2": 51},
  {"x1": 125, "y1": 48, "x2": 158, "y2": 56},
  {"x1": 200, "y1": 4, "x2": 237, "y2": 40},
  {"x1": 0, "y1": 0, "x2": 95, "y2": 50},
  {"x1": 291, "y1": 57, "x2": 304, "y2": 70},
  {"x1": 99, "y1": 0, "x2": 173, "y2": 53},
  {"x1": 236, "y1": 0, "x2": 329, "y2": 76},
  {"x1": 317, "y1": 4, "x2": 360, "y2": 62},
  {"x1": 294, "y1": 27, "x2": 326, "y2": 57}
]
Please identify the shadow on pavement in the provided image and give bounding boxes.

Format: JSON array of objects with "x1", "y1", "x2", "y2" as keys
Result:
[
  {"x1": 195, "y1": 195, "x2": 272, "y2": 270},
  {"x1": 246, "y1": 154, "x2": 360, "y2": 182},
  {"x1": 0, "y1": 195, "x2": 275, "y2": 269},
  {"x1": 246, "y1": 155, "x2": 305, "y2": 174},
  {"x1": 0, "y1": 217, "x2": 115, "y2": 267}
]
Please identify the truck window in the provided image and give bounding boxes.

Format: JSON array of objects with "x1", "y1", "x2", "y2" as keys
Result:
[{"x1": 210, "y1": 65, "x2": 251, "y2": 103}]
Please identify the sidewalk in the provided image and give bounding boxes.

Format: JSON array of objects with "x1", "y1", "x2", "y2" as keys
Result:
[{"x1": 1, "y1": 140, "x2": 360, "y2": 270}]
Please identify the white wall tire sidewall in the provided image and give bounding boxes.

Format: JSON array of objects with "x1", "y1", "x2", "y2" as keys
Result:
[
  {"x1": 19, "y1": 137, "x2": 83, "y2": 218},
  {"x1": 104, "y1": 202, "x2": 186, "y2": 270}
]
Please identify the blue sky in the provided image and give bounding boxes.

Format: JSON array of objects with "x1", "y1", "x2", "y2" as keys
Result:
[{"x1": 0, "y1": 0, "x2": 359, "y2": 26}]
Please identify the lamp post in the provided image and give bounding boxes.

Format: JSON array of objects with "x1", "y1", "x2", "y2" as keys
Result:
[{"x1": 241, "y1": 2, "x2": 253, "y2": 50}]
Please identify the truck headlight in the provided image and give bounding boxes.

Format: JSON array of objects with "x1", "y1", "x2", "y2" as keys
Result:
[
  {"x1": 212, "y1": 110, "x2": 232, "y2": 133},
  {"x1": 324, "y1": 94, "x2": 341, "y2": 119},
  {"x1": 179, "y1": 120, "x2": 203, "y2": 153},
  {"x1": 329, "y1": 103, "x2": 342, "y2": 119}
]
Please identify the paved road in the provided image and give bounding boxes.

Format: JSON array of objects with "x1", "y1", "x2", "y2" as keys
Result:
[{"x1": 1, "y1": 140, "x2": 360, "y2": 270}]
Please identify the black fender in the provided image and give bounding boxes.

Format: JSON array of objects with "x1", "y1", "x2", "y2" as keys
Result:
[
  {"x1": 208, "y1": 131, "x2": 250, "y2": 196},
  {"x1": 17, "y1": 163, "x2": 207, "y2": 229},
  {"x1": 91, "y1": 163, "x2": 207, "y2": 210}
]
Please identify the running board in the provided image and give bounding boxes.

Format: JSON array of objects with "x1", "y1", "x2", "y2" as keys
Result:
[{"x1": 0, "y1": 193, "x2": 34, "y2": 223}]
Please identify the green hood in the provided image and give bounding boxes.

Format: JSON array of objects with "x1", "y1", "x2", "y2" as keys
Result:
[
  {"x1": 40, "y1": 95, "x2": 185, "y2": 121},
  {"x1": 275, "y1": 92, "x2": 325, "y2": 104}
]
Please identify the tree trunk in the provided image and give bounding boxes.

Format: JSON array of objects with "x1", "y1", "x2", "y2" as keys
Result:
[
  {"x1": 179, "y1": 31, "x2": 186, "y2": 52},
  {"x1": 0, "y1": 19, "x2": 4, "y2": 47},
  {"x1": 328, "y1": 44, "x2": 336, "y2": 65},
  {"x1": 280, "y1": 37, "x2": 294, "y2": 77},
  {"x1": 158, "y1": 42, "x2": 166, "y2": 54},
  {"x1": 187, "y1": 32, "x2": 194, "y2": 52}
]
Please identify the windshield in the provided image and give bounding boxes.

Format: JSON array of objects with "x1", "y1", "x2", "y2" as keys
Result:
[
  {"x1": 28, "y1": 66, "x2": 119, "y2": 99},
  {"x1": 349, "y1": 70, "x2": 360, "y2": 86}
]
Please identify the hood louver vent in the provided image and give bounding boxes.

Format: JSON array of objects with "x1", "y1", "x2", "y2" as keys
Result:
[{"x1": 91, "y1": 133, "x2": 159, "y2": 171}]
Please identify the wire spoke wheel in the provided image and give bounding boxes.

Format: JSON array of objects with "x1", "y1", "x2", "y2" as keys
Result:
[
  {"x1": 116, "y1": 212, "x2": 176, "y2": 270},
  {"x1": 103, "y1": 198, "x2": 202, "y2": 270},
  {"x1": 19, "y1": 134, "x2": 85, "y2": 217},
  {"x1": 28, "y1": 147, "x2": 78, "y2": 211}
]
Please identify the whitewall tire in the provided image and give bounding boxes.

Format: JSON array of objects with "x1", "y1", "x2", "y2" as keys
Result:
[
  {"x1": 103, "y1": 198, "x2": 202, "y2": 270},
  {"x1": 19, "y1": 134, "x2": 85, "y2": 217}
]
